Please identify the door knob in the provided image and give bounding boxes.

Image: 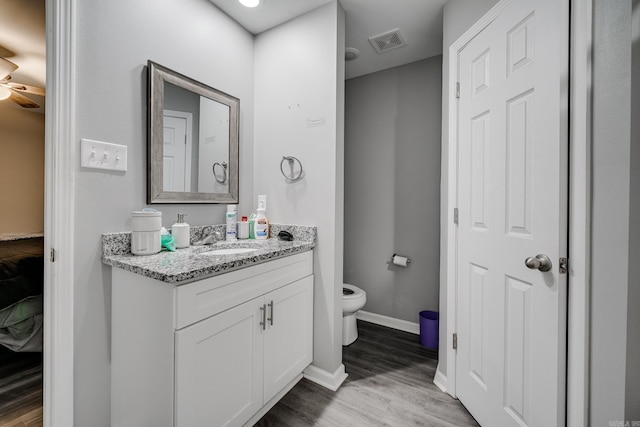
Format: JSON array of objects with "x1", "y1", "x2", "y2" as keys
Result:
[{"x1": 524, "y1": 254, "x2": 552, "y2": 272}]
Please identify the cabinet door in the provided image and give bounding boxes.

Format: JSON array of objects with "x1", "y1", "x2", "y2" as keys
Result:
[
  {"x1": 263, "y1": 275, "x2": 313, "y2": 402},
  {"x1": 175, "y1": 297, "x2": 264, "y2": 427}
]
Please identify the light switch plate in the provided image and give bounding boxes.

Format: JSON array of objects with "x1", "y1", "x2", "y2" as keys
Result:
[{"x1": 80, "y1": 139, "x2": 127, "y2": 172}]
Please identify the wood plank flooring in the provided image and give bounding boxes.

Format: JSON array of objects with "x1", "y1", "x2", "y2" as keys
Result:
[
  {"x1": 0, "y1": 352, "x2": 42, "y2": 426},
  {"x1": 255, "y1": 320, "x2": 478, "y2": 426}
]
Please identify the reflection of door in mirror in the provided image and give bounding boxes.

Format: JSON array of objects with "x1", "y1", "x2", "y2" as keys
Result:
[
  {"x1": 164, "y1": 80, "x2": 202, "y2": 191},
  {"x1": 163, "y1": 110, "x2": 193, "y2": 192},
  {"x1": 198, "y1": 97, "x2": 230, "y2": 193}
]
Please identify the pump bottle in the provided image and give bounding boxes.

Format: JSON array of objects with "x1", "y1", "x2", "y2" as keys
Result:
[
  {"x1": 172, "y1": 213, "x2": 190, "y2": 249},
  {"x1": 254, "y1": 195, "x2": 269, "y2": 240}
]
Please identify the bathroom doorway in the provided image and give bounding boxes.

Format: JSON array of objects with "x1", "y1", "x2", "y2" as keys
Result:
[{"x1": 0, "y1": 0, "x2": 46, "y2": 424}]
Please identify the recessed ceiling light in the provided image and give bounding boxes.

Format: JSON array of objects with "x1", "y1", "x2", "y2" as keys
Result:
[{"x1": 239, "y1": 0, "x2": 260, "y2": 7}]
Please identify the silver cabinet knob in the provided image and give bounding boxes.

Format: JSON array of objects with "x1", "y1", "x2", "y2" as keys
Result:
[{"x1": 525, "y1": 254, "x2": 552, "y2": 272}]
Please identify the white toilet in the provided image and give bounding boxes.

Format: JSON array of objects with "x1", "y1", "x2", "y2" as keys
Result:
[{"x1": 342, "y1": 283, "x2": 367, "y2": 346}]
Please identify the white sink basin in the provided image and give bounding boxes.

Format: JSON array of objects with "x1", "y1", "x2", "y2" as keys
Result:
[{"x1": 200, "y1": 247, "x2": 258, "y2": 256}]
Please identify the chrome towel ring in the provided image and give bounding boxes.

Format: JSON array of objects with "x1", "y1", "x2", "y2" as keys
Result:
[
  {"x1": 212, "y1": 161, "x2": 228, "y2": 184},
  {"x1": 280, "y1": 156, "x2": 304, "y2": 183}
]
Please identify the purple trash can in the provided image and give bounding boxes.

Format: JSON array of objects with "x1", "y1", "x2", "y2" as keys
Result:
[{"x1": 419, "y1": 311, "x2": 439, "y2": 349}]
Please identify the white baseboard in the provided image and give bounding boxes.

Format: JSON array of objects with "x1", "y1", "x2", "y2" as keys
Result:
[
  {"x1": 303, "y1": 363, "x2": 348, "y2": 391},
  {"x1": 356, "y1": 310, "x2": 420, "y2": 335},
  {"x1": 433, "y1": 364, "x2": 448, "y2": 393}
]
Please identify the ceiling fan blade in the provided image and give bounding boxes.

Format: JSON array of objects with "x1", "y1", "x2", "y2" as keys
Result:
[
  {"x1": 0, "y1": 58, "x2": 18, "y2": 81},
  {"x1": 5, "y1": 82, "x2": 46, "y2": 96},
  {"x1": 9, "y1": 89, "x2": 40, "y2": 108},
  {"x1": 0, "y1": 47, "x2": 16, "y2": 59}
]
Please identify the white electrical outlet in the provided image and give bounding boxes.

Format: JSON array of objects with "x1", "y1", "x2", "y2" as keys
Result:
[{"x1": 80, "y1": 139, "x2": 128, "y2": 172}]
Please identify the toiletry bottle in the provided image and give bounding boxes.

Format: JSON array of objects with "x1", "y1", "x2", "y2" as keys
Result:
[
  {"x1": 172, "y1": 213, "x2": 190, "y2": 249},
  {"x1": 248, "y1": 212, "x2": 257, "y2": 239},
  {"x1": 238, "y1": 216, "x2": 249, "y2": 239},
  {"x1": 254, "y1": 195, "x2": 269, "y2": 240},
  {"x1": 226, "y1": 205, "x2": 237, "y2": 241}
]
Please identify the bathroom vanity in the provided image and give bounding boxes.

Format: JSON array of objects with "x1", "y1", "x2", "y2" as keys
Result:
[{"x1": 102, "y1": 225, "x2": 315, "y2": 427}]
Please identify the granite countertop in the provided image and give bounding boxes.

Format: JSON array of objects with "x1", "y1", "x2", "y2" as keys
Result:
[{"x1": 102, "y1": 224, "x2": 316, "y2": 284}]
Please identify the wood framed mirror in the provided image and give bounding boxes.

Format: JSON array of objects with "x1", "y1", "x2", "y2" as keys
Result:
[{"x1": 148, "y1": 61, "x2": 239, "y2": 204}]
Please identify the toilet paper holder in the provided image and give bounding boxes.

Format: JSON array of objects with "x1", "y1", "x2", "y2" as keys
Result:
[{"x1": 389, "y1": 253, "x2": 411, "y2": 266}]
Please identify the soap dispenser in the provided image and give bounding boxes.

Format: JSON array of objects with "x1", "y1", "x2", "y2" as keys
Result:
[{"x1": 172, "y1": 213, "x2": 190, "y2": 249}]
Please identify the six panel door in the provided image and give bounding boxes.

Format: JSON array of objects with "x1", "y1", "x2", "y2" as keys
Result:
[{"x1": 455, "y1": 0, "x2": 569, "y2": 425}]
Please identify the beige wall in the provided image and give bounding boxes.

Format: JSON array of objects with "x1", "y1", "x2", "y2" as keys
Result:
[{"x1": 0, "y1": 105, "x2": 45, "y2": 235}]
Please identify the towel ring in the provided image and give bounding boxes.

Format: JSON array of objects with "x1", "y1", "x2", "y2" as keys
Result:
[
  {"x1": 212, "y1": 161, "x2": 227, "y2": 184},
  {"x1": 280, "y1": 156, "x2": 304, "y2": 183}
]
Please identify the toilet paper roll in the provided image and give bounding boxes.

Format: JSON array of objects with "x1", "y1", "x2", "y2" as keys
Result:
[{"x1": 392, "y1": 255, "x2": 409, "y2": 267}]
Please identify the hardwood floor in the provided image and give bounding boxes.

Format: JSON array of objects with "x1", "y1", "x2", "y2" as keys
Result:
[
  {"x1": 256, "y1": 320, "x2": 478, "y2": 426},
  {"x1": 0, "y1": 352, "x2": 43, "y2": 427},
  {"x1": 0, "y1": 323, "x2": 477, "y2": 426}
]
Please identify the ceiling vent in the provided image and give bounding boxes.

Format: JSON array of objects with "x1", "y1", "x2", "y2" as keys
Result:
[{"x1": 368, "y1": 28, "x2": 407, "y2": 54}]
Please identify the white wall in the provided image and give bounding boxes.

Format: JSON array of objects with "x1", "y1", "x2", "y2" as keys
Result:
[
  {"x1": 74, "y1": 0, "x2": 254, "y2": 423},
  {"x1": 438, "y1": 0, "x2": 499, "y2": 381},
  {"x1": 0, "y1": 106, "x2": 45, "y2": 235},
  {"x1": 628, "y1": 1, "x2": 640, "y2": 420},
  {"x1": 591, "y1": 0, "x2": 640, "y2": 424},
  {"x1": 254, "y1": 1, "x2": 345, "y2": 376},
  {"x1": 590, "y1": 1, "x2": 633, "y2": 425},
  {"x1": 344, "y1": 57, "x2": 442, "y2": 323}
]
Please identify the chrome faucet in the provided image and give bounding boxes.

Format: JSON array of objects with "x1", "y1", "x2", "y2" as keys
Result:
[{"x1": 193, "y1": 226, "x2": 224, "y2": 245}]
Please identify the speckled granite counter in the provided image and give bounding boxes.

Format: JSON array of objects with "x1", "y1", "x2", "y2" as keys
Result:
[{"x1": 102, "y1": 224, "x2": 315, "y2": 284}]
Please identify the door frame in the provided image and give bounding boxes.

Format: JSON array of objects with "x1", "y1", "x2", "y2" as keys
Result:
[
  {"x1": 443, "y1": 0, "x2": 592, "y2": 425},
  {"x1": 44, "y1": 0, "x2": 75, "y2": 425}
]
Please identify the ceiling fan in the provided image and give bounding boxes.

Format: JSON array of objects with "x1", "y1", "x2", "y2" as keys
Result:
[{"x1": 0, "y1": 57, "x2": 45, "y2": 108}]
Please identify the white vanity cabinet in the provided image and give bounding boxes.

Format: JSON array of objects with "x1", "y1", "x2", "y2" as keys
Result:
[
  {"x1": 110, "y1": 250, "x2": 313, "y2": 427},
  {"x1": 174, "y1": 276, "x2": 313, "y2": 426}
]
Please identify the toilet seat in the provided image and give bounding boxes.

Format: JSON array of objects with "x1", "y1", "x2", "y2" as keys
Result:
[{"x1": 343, "y1": 283, "x2": 364, "y2": 300}]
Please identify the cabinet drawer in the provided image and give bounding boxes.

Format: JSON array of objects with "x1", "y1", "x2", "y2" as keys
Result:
[{"x1": 175, "y1": 251, "x2": 312, "y2": 329}]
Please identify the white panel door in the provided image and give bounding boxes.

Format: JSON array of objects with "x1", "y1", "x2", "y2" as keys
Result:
[
  {"x1": 456, "y1": 0, "x2": 568, "y2": 426},
  {"x1": 263, "y1": 276, "x2": 313, "y2": 403},
  {"x1": 163, "y1": 113, "x2": 190, "y2": 192},
  {"x1": 175, "y1": 297, "x2": 264, "y2": 427}
]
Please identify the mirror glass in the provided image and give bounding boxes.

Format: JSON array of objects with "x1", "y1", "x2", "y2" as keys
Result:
[{"x1": 148, "y1": 61, "x2": 239, "y2": 203}]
